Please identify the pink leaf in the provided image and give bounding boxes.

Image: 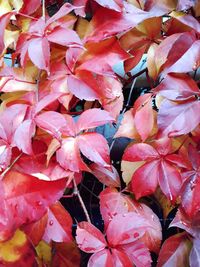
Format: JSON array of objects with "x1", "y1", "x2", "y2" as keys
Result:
[
  {"x1": 14, "y1": 120, "x2": 36, "y2": 155},
  {"x1": 121, "y1": 241, "x2": 152, "y2": 267},
  {"x1": 111, "y1": 248, "x2": 133, "y2": 267},
  {"x1": 43, "y1": 202, "x2": 73, "y2": 243},
  {"x1": 76, "y1": 222, "x2": 106, "y2": 253},
  {"x1": 47, "y1": 27, "x2": 82, "y2": 48},
  {"x1": 158, "y1": 99, "x2": 200, "y2": 137},
  {"x1": 56, "y1": 137, "x2": 88, "y2": 172},
  {"x1": 88, "y1": 249, "x2": 114, "y2": 267},
  {"x1": 67, "y1": 74, "x2": 99, "y2": 101},
  {"x1": 106, "y1": 212, "x2": 152, "y2": 246},
  {"x1": 78, "y1": 133, "x2": 110, "y2": 166},
  {"x1": 0, "y1": 104, "x2": 27, "y2": 144},
  {"x1": 190, "y1": 238, "x2": 200, "y2": 267},
  {"x1": 35, "y1": 111, "x2": 75, "y2": 139},
  {"x1": 157, "y1": 233, "x2": 192, "y2": 267},
  {"x1": 28, "y1": 37, "x2": 50, "y2": 72},
  {"x1": 76, "y1": 108, "x2": 114, "y2": 133},
  {"x1": 90, "y1": 164, "x2": 120, "y2": 187},
  {"x1": 35, "y1": 93, "x2": 63, "y2": 114}
]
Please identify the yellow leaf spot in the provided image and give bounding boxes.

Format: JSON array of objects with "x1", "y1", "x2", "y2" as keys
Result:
[
  {"x1": 36, "y1": 241, "x2": 52, "y2": 264},
  {"x1": 0, "y1": 229, "x2": 26, "y2": 262}
]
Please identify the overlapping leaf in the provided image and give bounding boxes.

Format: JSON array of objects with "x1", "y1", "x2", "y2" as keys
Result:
[
  {"x1": 36, "y1": 108, "x2": 114, "y2": 172},
  {"x1": 122, "y1": 138, "x2": 187, "y2": 201}
]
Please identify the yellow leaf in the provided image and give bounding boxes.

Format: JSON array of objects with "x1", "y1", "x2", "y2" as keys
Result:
[
  {"x1": 0, "y1": 229, "x2": 26, "y2": 262},
  {"x1": 4, "y1": 29, "x2": 19, "y2": 50},
  {"x1": 9, "y1": 0, "x2": 23, "y2": 11},
  {"x1": 36, "y1": 240, "x2": 52, "y2": 264},
  {"x1": 0, "y1": 0, "x2": 12, "y2": 16},
  {"x1": 154, "y1": 188, "x2": 176, "y2": 219},
  {"x1": 121, "y1": 160, "x2": 145, "y2": 185},
  {"x1": 76, "y1": 17, "x2": 90, "y2": 39}
]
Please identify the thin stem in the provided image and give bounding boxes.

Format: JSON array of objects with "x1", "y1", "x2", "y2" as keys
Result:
[
  {"x1": 0, "y1": 152, "x2": 23, "y2": 179},
  {"x1": 36, "y1": 70, "x2": 42, "y2": 102},
  {"x1": 17, "y1": 12, "x2": 38, "y2": 21},
  {"x1": 73, "y1": 178, "x2": 91, "y2": 223},
  {"x1": 42, "y1": 0, "x2": 46, "y2": 21}
]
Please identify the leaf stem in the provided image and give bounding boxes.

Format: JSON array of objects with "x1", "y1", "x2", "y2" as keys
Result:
[
  {"x1": 17, "y1": 12, "x2": 38, "y2": 21},
  {"x1": 42, "y1": 0, "x2": 46, "y2": 21},
  {"x1": 0, "y1": 152, "x2": 23, "y2": 179},
  {"x1": 36, "y1": 70, "x2": 42, "y2": 102},
  {"x1": 73, "y1": 178, "x2": 91, "y2": 223}
]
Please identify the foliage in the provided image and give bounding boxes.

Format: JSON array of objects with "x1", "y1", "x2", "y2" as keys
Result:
[{"x1": 0, "y1": 0, "x2": 199, "y2": 266}]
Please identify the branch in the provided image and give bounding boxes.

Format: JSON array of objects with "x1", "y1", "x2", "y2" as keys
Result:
[
  {"x1": 124, "y1": 68, "x2": 147, "y2": 86},
  {"x1": 73, "y1": 178, "x2": 91, "y2": 223}
]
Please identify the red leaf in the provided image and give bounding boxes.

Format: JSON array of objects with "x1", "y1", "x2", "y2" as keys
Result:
[
  {"x1": 76, "y1": 108, "x2": 114, "y2": 133},
  {"x1": 45, "y1": 3, "x2": 76, "y2": 27},
  {"x1": 77, "y1": 37, "x2": 128, "y2": 76},
  {"x1": 43, "y1": 202, "x2": 73, "y2": 243},
  {"x1": 123, "y1": 141, "x2": 183, "y2": 201},
  {"x1": 0, "y1": 171, "x2": 66, "y2": 241},
  {"x1": 90, "y1": 164, "x2": 120, "y2": 187},
  {"x1": 20, "y1": 0, "x2": 41, "y2": 15},
  {"x1": 88, "y1": 249, "x2": 114, "y2": 267},
  {"x1": 52, "y1": 241, "x2": 81, "y2": 267},
  {"x1": 23, "y1": 214, "x2": 48, "y2": 246},
  {"x1": 111, "y1": 248, "x2": 133, "y2": 267},
  {"x1": 99, "y1": 188, "x2": 138, "y2": 229},
  {"x1": 78, "y1": 133, "x2": 110, "y2": 167},
  {"x1": 133, "y1": 94, "x2": 154, "y2": 141},
  {"x1": 85, "y1": 4, "x2": 151, "y2": 42},
  {"x1": 180, "y1": 146, "x2": 200, "y2": 218},
  {"x1": 106, "y1": 212, "x2": 152, "y2": 246},
  {"x1": 47, "y1": 27, "x2": 82, "y2": 48},
  {"x1": 35, "y1": 92, "x2": 64, "y2": 114},
  {"x1": 157, "y1": 233, "x2": 192, "y2": 267},
  {"x1": 76, "y1": 222, "x2": 106, "y2": 253},
  {"x1": 131, "y1": 160, "x2": 159, "y2": 199},
  {"x1": 123, "y1": 143, "x2": 158, "y2": 162}
]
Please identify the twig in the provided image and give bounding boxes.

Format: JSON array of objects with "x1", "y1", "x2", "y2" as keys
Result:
[
  {"x1": 36, "y1": 70, "x2": 42, "y2": 102},
  {"x1": 42, "y1": 0, "x2": 46, "y2": 21},
  {"x1": 73, "y1": 178, "x2": 91, "y2": 223},
  {"x1": 0, "y1": 152, "x2": 23, "y2": 179},
  {"x1": 124, "y1": 68, "x2": 147, "y2": 86}
]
